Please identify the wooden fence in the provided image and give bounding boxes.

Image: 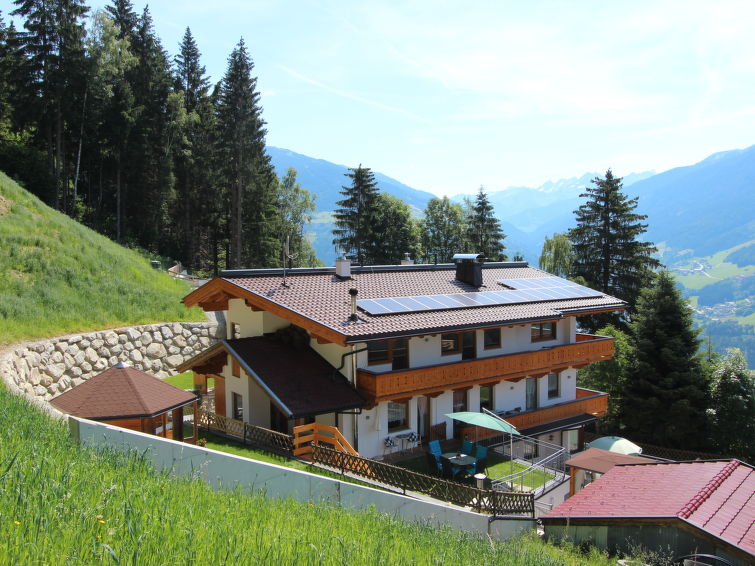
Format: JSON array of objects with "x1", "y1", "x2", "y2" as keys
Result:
[
  {"x1": 312, "y1": 445, "x2": 534, "y2": 517},
  {"x1": 198, "y1": 409, "x2": 293, "y2": 455}
]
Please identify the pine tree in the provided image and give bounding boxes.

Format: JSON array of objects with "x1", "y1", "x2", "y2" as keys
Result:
[
  {"x1": 124, "y1": 5, "x2": 174, "y2": 250},
  {"x1": 422, "y1": 196, "x2": 467, "y2": 263},
  {"x1": 11, "y1": 0, "x2": 89, "y2": 210},
  {"x1": 568, "y1": 169, "x2": 661, "y2": 331},
  {"x1": 708, "y1": 348, "x2": 755, "y2": 461},
  {"x1": 332, "y1": 165, "x2": 380, "y2": 266},
  {"x1": 466, "y1": 186, "x2": 506, "y2": 260},
  {"x1": 173, "y1": 27, "x2": 212, "y2": 271},
  {"x1": 539, "y1": 233, "x2": 573, "y2": 277},
  {"x1": 623, "y1": 271, "x2": 709, "y2": 450},
  {"x1": 215, "y1": 38, "x2": 276, "y2": 269}
]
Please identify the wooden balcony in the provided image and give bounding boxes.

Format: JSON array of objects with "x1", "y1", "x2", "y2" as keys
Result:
[
  {"x1": 503, "y1": 388, "x2": 608, "y2": 430},
  {"x1": 458, "y1": 388, "x2": 608, "y2": 441},
  {"x1": 356, "y1": 334, "x2": 614, "y2": 404}
]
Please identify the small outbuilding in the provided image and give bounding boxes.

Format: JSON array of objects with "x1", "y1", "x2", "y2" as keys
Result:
[
  {"x1": 564, "y1": 447, "x2": 653, "y2": 496},
  {"x1": 542, "y1": 459, "x2": 755, "y2": 566},
  {"x1": 51, "y1": 362, "x2": 199, "y2": 443}
]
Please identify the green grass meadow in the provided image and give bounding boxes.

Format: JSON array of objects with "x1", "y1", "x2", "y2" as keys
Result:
[
  {"x1": 0, "y1": 172, "x2": 204, "y2": 345},
  {"x1": 0, "y1": 384, "x2": 621, "y2": 565}
]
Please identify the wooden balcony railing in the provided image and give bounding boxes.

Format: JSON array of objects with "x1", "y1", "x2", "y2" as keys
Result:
[
  {"x1": 457, "y1": 389, "x2": 608, "y2": 441},
  {"x1": 292, "y1": 422, "x2": 360, "y2": 460},
  {"x1": 357, "y1": 334, "x2": 614, "y2": 403},
  {"x1": 503, "y1": 388, "x2": 608, "y2": 431}
]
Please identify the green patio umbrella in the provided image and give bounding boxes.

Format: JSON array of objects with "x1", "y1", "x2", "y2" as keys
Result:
[
  {"x1": 446, "y1": 411, "x2": 520, "y2": 475},
  {"x1": 587, "y1": 436, "x2": 642, "y2": 455}
]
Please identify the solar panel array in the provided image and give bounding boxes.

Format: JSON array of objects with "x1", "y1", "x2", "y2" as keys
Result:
[{"x1": 356, "y1": 276, "x2": 605, "y2": 316}]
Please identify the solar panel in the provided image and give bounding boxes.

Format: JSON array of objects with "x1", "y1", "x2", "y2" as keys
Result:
[{"x1": 355, "y1": 276, "x2": 606, "y2": 316}]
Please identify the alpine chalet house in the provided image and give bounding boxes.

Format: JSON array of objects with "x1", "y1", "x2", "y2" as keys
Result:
[{"x1": 180, "y1": 255, "x2": 623, "y2": 459}]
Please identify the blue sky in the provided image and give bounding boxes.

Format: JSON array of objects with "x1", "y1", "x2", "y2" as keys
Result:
[{"x1": 5, "y1": 0, "x2": 755, "y2": 196}]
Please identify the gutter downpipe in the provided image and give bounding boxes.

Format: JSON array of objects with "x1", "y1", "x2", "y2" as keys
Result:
[{"x1": 332, "y1": 346, "x2": 368, "y2": 452}]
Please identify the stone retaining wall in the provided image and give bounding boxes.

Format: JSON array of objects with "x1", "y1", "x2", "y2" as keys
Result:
[{"x1": 0, "y1": 321, "x2": 222, "y2": 402}]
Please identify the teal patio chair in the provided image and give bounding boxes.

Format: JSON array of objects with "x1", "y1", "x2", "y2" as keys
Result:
[{"x1": 461, "y1": 439, "x2": 474, "y2": 456}]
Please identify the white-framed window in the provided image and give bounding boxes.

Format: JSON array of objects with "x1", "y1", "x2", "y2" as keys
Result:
[{"x1": 387, "y1": 400, "x2": 408, "y2": 431}]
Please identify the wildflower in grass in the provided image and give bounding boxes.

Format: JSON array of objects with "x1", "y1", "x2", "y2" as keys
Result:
[
  {"x1": 14, "y1": 520, "x2": 20, "y2": 525},
  {"x1": 98, "y1": 520, "x2": 106, "y2": 524}
]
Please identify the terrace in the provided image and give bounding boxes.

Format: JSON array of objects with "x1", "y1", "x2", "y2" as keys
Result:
[{"x1": 357, "y1": 334, "x2": 614, "y2": 404}]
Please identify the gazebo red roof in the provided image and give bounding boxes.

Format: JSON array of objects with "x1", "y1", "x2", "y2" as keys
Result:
[{"x1": 51, "y1": 363, "x2": 197, "y2": 420}]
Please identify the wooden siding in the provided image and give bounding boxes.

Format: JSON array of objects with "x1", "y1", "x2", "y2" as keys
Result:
[{"x1": 357, "y1": 335, "x2": 614, "y2": 403}]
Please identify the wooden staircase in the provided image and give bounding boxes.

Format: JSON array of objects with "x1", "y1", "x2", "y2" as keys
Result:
[{"x1": 293, "y1": 422, "x2": 359, "y2": 460}]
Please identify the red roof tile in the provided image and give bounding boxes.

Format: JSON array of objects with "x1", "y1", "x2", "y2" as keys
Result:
[
  {"x1": 192, "y1": 263, "x2": 625, "y2": 342},
  {"x1": 544, "y1": 460, "x2": 755, "y2": 556},
  {"x1": 51, "y1": 364, "x2": 197, "y2": 420}
]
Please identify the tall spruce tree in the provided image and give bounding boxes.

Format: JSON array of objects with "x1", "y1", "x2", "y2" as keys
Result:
[
  {"x1": 12, "y1": 0, "x2": 89, "y2": 210},
  {"x1": 708, "y1": 348, "x2": 755, "y2": 461},
  {"x1": 332, "y1": 165, "x2": 380, "y2": 266},
  {"x1": 173, "y1": 27, "x2": 212, "y2": 271},
  {"x1": 422, "y1": 196, "x2": 467, "y2": 263},
  {"x1": 466, "y1": 186, "x2": 506, "y2": 260},
  {"x1": 623, "y1": 271, "x2": 709, "y2": 450},
  {"x1": 215, "y1": 38, "x2": 276, "y2": 269},
  {"x1": 568, "y1": 169, "x2": 661, "y2": 331}
]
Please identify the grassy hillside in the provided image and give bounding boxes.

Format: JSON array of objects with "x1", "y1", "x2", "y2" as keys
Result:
[
  {"x1": 0, "y1": 385, "x2": 622, "y2": 565},
  {"x1": 0, "y1": 171, "x2": 204, "y2": 344}
]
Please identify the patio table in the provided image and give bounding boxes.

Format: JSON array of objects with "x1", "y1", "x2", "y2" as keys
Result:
[{"x1": 442, "y1": 452, "x2": 476, "y2": 468}]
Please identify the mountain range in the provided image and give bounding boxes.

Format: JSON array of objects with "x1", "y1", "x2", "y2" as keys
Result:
[{"x1": 268, "y1": 144, "x2": 755, "y2": 267}]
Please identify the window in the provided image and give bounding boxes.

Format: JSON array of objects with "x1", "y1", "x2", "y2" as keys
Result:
[
  {"x1": 387, "y1": 401, "x2": 408, "y2": 431},
  {"x1": 441, "y1": 333, "x2": 460, "y2": 355},
  {"x1": 441, "y1": 331, "x2": 476, "y2": 359},
  {"x1": 531, "y1": 322, "x2": 557, "y2": 342},
  {"x1": 232, "y1": 392, "x2": 243, "y2": 420},
  {"x1": 479, "y1": 385, "x2": 493, "y2": 411},
  {"x1": 547, "y1": 373, "x2": 560, "y2": 399},
  {"x1": 368, "y1": 339, "x2": 409, "y2": 370},
  {"x1": 483, "y1": 328, "x2": 501, "y2": 349}
]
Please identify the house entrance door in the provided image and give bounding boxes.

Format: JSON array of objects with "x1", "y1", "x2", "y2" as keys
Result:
[{"x1": 417, "y1": 396, "x2": 430, "y2": 440}]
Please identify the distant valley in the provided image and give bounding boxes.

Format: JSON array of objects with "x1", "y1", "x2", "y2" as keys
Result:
[{"x1": 269, "y1": 144, "x2": 755, "y2": 365}]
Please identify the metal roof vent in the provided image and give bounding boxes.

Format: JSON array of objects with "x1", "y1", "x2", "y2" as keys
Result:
[
  {"x1": 453, "y1": 253, "x2": 484, "y2": 287},
  {"x1": 335, "y1": 255, "x2": 351, "y2": 280},
  {"x1": 113, "y1": 361, "x2": 131, "y2": 369}
]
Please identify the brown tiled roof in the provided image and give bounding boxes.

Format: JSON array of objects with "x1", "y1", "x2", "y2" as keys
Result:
[
  {"x1": 51, "y1": 364, "x2": 197, "y2": 420},
  {"x1": 565, "y1": 447, "x2": 654, "y2": 474},
  {"x1": 222, "y1": 337, "x2": 366, "y2": 418},
  {"x1": 192, "y1": 263, "x2": 625, "y2": 342}
]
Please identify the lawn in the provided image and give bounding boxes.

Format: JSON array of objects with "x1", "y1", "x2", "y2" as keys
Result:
[
  {"x1": 397, "y1": 450, "x2": 555, "y2": 491},
  {"x1": 0, "y1": 172, "x2": 204, "y2": 345},
  {"x1": 0, "y1": 382, "x2": 624, "y2": 564}
]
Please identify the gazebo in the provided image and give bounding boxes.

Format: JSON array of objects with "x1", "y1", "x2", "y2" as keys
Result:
[{"x1": 51, "y1": 362, "x2": 199, "y2": 443}]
